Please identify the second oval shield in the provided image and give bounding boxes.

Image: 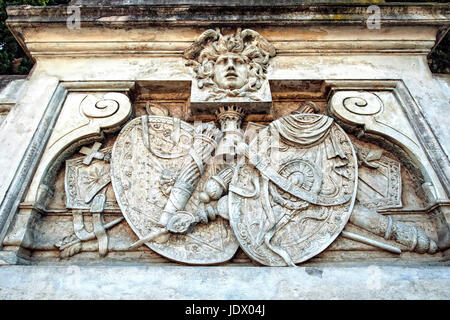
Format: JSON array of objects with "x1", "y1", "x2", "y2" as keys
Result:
[{"x1": 228, "y1": 113, "x2": 358, "y2": 266}]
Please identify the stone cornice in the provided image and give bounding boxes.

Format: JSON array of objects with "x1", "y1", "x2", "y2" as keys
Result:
[
  {"x1": 6, "y1": 4, "x2": 450, "y2": 26},
  {"x1": 5, "y1": 3, "x2": 449, "y2": 59}
]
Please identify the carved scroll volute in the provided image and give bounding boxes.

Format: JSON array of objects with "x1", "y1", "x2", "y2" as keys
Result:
[
  {"x1": 79, "y1": 93, "x2": 131, "y2": 130},
  {"x1": 328, "y1": 90, "x2": 447, "y2": 201},
  {"x1": 25, "y1": 91, "x2": 132, "y2": 208},
  {"x1": 328, "y1": 90, "x2": 421, "y2": 159},
  {"x1": 45, "y1": 92, "x2": 132, "y2": 163},
  {"x1": 329, "y1": 91, "x2": 383, "y2": 126}
]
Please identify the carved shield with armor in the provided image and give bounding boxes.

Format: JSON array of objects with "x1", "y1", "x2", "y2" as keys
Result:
[
  {"x1": 111, "y1": 115, "x2": 239, "y2": 264},
  {"x1": 228, "y1": 114, "x2": 358, "y2": 266}
]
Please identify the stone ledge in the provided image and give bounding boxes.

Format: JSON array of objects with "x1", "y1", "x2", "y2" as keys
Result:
[
  {"x1": 70, "y1": 0, "x2": 389, "y2": 6},
  {"x1": 0, "y1": 265, "x2": 448, "y2": 299},
  {"x1": 6, "y1": 4, "x2": 450, "y2": 26}
]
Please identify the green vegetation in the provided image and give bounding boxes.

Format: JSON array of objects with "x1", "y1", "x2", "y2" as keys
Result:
[
  {"x1": 0, "y1": 1, "x2": 449, "y2": 75},
  {"x1": 0, "y1": 0, "x2": 69, "y2": 74},
  {"x1": 1, "y1": 1, "x2": 42, "y2": 74},
  {"x1": 428, "y1": 32, "x2": 450, "y2": 74}
]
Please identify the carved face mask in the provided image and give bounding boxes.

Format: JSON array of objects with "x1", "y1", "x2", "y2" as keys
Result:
[{"x1": 213, "y1": 53, "x2": 249, "y2": 90}]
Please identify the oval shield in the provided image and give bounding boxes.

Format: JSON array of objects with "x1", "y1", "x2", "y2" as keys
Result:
[
  {"x1": 111, "y1": 115, "x2": 239, "y2": 264},
  {"x1": 228, "y1": 114, "x2": 358, "y2": 266}
]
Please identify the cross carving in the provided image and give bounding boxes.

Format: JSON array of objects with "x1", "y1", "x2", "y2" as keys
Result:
[{"x1": 79, "y1": 142, "x2": 104, "y2": 165}]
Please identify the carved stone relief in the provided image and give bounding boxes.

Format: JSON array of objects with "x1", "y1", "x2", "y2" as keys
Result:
[
  {"x1": 111, "y1": 115, "x2": 240, "y2": 264},
  {"x1": 16, "y1": 81, "x2": 435, "y2": 266},
  {"x1": 349, "y1": 205, "x2": 437, "y2": 254},
  {"x1": 57, "y1": 142, "x2": 124, "y2": 258},
  {"x1": 10, "y1": 51, "x2": 442, "y2": 266},
  {"x1": 65, "y1": 145, "x2": 115, "y2": 210},
  {"x1": 354, "y1": 144, "x2": 402, "y2": 210},
  {"x1": 104, "y1": 103, "x2": 438, "y2": 265},
  {"x1": 54, "y1": 210, "x2": 123, "y2": 258},
  {"x1": 184, "y1": 29, "x2": 276, "y2": 114},
  {"x1": 228, "y1": 113, "x2": 358, "y2": 266},
  {"x1": 25, "y1": 90, "x2": 133, "y2": 210}
]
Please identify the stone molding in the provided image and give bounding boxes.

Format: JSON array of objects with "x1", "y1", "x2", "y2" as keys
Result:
[
  {"x1": 5, "y1": 27, "x2": 441, "y2": 58},
  {"x1": 0, "y1": 84, "x2": 65, "y2": 250},
  {"x1": 5, "y1": 4, "x2": 449, "y2": 59}
]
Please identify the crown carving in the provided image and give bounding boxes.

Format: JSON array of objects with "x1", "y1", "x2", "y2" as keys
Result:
[{"x1": 215, "y1": 105, "x2": 245, "y2": 130}]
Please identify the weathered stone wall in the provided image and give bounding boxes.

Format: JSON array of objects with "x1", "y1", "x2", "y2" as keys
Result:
[{"x1": 0, "y1": 2, "x2": 448, "y2": 299}]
